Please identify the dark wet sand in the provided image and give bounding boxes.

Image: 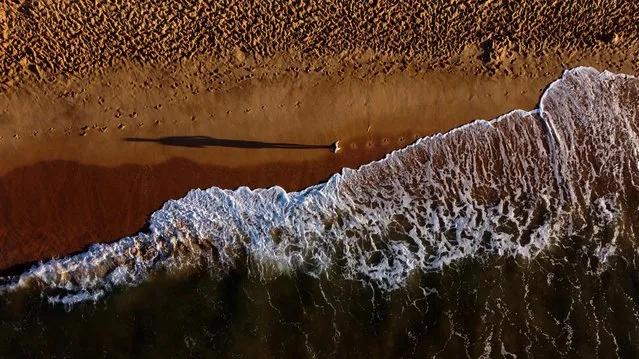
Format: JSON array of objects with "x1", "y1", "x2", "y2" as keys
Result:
[{"x1": 0, "y1": 136, "x2": 400, "y2": 272}]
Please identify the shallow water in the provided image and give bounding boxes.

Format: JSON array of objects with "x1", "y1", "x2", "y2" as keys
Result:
[
  {"x1": 2, "y1": 67, "x2": 639, "y2": 357},
  {"x1": 2, "y1": 255, "x2": 639, "y2": 357}
]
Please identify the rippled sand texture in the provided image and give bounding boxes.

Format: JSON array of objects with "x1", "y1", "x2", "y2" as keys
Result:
[{"x1": 3, "y1": 0, "x2": 639, "y2": 89}]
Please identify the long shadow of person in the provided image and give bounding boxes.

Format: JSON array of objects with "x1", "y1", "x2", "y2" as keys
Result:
[{"x1": 125, "y1": 136, "x2": 335, "y2": 150}]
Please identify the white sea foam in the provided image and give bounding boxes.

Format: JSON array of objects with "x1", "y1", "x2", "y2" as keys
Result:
[{"x1": 2, "y1": 67, "x2": 639, "y2": 305}]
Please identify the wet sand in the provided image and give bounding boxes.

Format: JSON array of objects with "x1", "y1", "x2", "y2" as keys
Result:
[
  {"x1": 0, "y1": 70, "x2": 559, "y2": 174},
  {"x1": 0, "y1": 142, "x2": 397, "y2": 272}
]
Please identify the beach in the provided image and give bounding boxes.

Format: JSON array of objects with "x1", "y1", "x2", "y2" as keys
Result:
[{"x1": 3, "y1": 1, "x2": 639, "y2": 356}]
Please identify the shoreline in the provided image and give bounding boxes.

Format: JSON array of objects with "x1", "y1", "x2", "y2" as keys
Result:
[{"x1": 0, "y1": 61, "x2": 637, "y2": 272}]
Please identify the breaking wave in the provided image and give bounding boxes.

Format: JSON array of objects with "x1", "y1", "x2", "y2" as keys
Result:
[{"x1": 2, "y1": 67, "x2": 639, "y2": 306}]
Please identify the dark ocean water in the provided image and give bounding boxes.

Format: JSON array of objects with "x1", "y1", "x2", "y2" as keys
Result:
[{"x1": 2, "y1": 67, "x2": 639, "y2": 357}]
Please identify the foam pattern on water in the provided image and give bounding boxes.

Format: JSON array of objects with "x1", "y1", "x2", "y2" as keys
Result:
[{"x1": 2, "y1": 67, "x2": 639, "y2": 305}]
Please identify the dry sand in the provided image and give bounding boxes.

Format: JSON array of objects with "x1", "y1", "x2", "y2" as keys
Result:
[{"x1": 0, "y1": 0, "x2": 638, "y2": 270}]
